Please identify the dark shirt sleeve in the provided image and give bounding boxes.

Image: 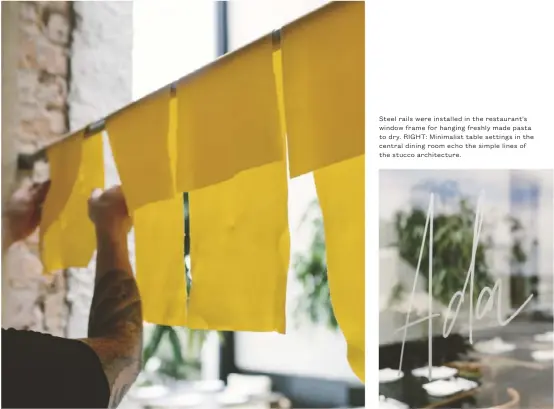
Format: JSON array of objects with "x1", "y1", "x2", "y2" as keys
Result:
[{"x1": 2, "y1": 328, "x2": 110, "y2": 408}]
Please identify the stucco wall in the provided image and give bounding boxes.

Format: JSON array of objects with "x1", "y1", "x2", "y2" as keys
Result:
[{"x1": 65, "y1": 1, "x2": 133, "y2": 338}]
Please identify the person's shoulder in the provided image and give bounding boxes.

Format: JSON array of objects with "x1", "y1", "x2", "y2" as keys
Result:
[
  {"x1": 2, "y1": 327, "x2": 111, "y2": 408},
  {"x1": 3, "y1": 326, "x2": 51, "y2": 335},
  {"x1": 2, "y1": 327, "x2": 93, "y2": 364},
  {"x1": 2, "y1": 326, "x2": 49, "y2": 341},
  {"x1": 2, "y1": 327, "x2": 53, "y2": 336},
  {"x1": 2, "y1": 326, "x2": 103, "y2": 363},
  {"x1": 2, "y1": 327, "x2": 67, "y2": 347}
]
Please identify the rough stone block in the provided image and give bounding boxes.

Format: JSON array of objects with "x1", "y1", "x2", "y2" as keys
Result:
[
  {"x1": 38, "y1": 1, "x2": 71, "y2": 17},
  {"x1": 37, "y1": 72, "x2": 67, "y2": 108},
  {"x1": 19, "y1": 2, "x2": 39, "y2": 23},
  {"x1": 18, "y1": 117, "x2": 49, "y2": 142},
  {"x1": 19, "y1": 102, "x2": 42, "y2": 122},
  {"x1": 3, "y1": 243, "x2": 46, "y2": 330},
  {"x1": 20, "y1": 19, "x2": 41, "y2": 37},
  {"x1": 17, "y1": 69, "x2": 40, "y2": 105},
  {"x1": 36, "y1": 37, "x2": 68, "y2": 76},
  {"x1": 45, "y1": 108, "x2": 66, "y2": 134},
  {"x1": 18, "y1": 107, "x2": 66, "y2": 144},
  {"x1": 43, "y1": 272, "x2": 69, "y2": 337},
  {"x1": 18, "y1": 33, "x2": 38, "y2": 70},
  {"x1": 44, "y1": 13, "x2": 70, "y2": 45}
]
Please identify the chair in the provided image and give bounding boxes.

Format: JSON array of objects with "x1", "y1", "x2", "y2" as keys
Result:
[
  {"x1": 491, "y1": 388, "x2": 520, "y2": 409},
  {"x1": 446, "y1": 360, "x2": 497, "y2": 380}
]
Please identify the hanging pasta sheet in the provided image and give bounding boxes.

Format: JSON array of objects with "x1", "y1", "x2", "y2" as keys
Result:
[
  {"x1": 175, "y1": 34, "x2": 284, "y2": 192},
  {"x1": 40, "y1": 133, "x2": 104, "y2": 273},
  {"x1": 185, "y1": 41, "x2": 290, "y2": 333},
  {"x1": 314, "y1": 155, "x2": 365, "y2": 383},
  {"x1": 281, "y1": 1, "x2": 364, "y2": 178},
  {"x1": 108, "y1": 96, "x2": 188, "y2": 326},
  {"x1": 107, "y1": 91, "x2": 174, "y2": 211},
  {"x1": 133, "y1": 195, "x2": 187, "y2": 326}
]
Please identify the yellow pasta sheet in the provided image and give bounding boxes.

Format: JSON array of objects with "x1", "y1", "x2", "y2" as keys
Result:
[
  {"x1": 40, "y1": 133, "x2": 104, "y2": 273},
  {"x1": 314, "y1": 155, "x2": 365, "y2": 383},
  {"x1": 133, "y1": 97, "x2": 188, "y2": 326},
  {"x1": 134, "y1": 196, "x2": 187, "y2": 325},
  {"x1": 185, "y1": 43, "x2": 290, "y2": 333},
  {"x1": 107, "y1": 91, "x2": 174, "y2": 212},
  {"x1": 281, "y1": 2, "x2": 365, "y2": 178},
  {"x1": 187, "y1": 161, "x2": 290, "y2": 332},
  {"x1": 273, "y1": 49, "x2": 287, "y2": 139},
  {"x1": 176, "y1": 34, "x2": 283, "y2": 192}
]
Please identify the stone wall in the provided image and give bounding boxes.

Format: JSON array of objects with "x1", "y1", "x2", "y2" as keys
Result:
[
  {"x1": 1, "y1": 2, "x2": 19, "y2": 207},
  {"x1": 2, "y1": 1, "x2": 134, "y2": 337},
  {"x1": 2, "y1": 1, "x2": 73, "y2": 336},
  {"x1": 17, "y1": 1, "x2": 71, "y2": 153}
]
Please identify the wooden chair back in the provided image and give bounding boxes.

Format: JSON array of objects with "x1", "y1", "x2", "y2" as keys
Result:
[{"x1": 493, "y1": 387, "x2": 520, "y2": 409}]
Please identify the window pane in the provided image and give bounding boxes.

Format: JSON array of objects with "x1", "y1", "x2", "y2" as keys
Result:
[
  {"x1": 229, "y1": 1, "x2": 357, "y2": 382},
  {"x1": 133, "y1": 1, "x2": 217, "y2": 100}
]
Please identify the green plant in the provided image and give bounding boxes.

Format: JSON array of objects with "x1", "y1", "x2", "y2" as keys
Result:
[
  {"x1": 506, "y1": 214, "x2": 536, "y2": 308},
  {"x1": 393, "y1": 199, "x2": 494, "y2": 306},
  {"x1": 388, "y1": 282, "x2": 405, "y2": 307},
  {"x1": 293, "y1": 199, "x2": 338, "y2": 330},
  {"x1": 141, "y1": 193, "x2": 218, "y2": 381},
  {"x1": 507, "y1": 215, "x2": 528, "y2": 269},
  {"x1": 142, "y1": 325, "x2": 209, "y2": 380}
]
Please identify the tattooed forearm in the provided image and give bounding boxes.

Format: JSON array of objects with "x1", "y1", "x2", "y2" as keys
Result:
[
  {"x1": 82, "y1": 269, "x2": 143, "y2": 408},
  {"x1": 88, "y1": 270, "x2": 142, "y2": 338}
]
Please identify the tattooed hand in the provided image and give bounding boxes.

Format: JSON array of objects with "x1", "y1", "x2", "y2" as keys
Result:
[
  {"x1": 88, "y1": 186, "x2": 132, "y2": 239},
  {"x1": 80, "y1": 186, "x2": 143, "y2": 408}
]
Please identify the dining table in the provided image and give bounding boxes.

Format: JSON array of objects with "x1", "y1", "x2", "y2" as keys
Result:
[{"x1": 379, "y1": 321, "x2": 553, "y2": 408}]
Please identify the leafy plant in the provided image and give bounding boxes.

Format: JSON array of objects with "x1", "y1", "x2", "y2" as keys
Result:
[
  {"x1": 506, "y1": 214, "x2": 537, "y2": 308},
  {"x1": 507, "y1": 215, "x2": 528, "y2": 271},
  {"x1": 393, "y1": 199, "x2": 494, "y2": 307},
  {"x1": 141, "y1": 193, "x2": 218, "y2": 380},
  {"x1": 388, "y1": 282, "x2": 405, "y2": 307},
  {"x1": 142, "y1": 325, "x2": 209, "y2": 380},
  {"x1": 293, "y1": 199, "x2": 338, "y2": 330}
]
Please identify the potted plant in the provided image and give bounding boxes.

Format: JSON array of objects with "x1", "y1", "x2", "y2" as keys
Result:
[{"x1": 142, "y1": 324, "x2": 210, "y2": 382}]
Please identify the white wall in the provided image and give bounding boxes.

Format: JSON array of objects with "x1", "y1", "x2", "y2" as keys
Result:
[{"x1": 66, "y1": 1, "x2": 134, "y2": 338}]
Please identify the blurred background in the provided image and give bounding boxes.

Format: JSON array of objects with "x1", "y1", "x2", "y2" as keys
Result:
[
  {"x1": 1, "y1": 1, "x2": 363, "y2": 408},
  {"x1": 379, "y1": 169, "x2": 553, "y2": 409}
]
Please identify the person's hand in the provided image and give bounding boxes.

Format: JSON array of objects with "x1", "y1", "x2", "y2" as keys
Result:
[
  {"x1": 88, "y1": 186, "x2": 132, "y2": 239},
  {"x1": 2, "y1": 181, "x2": 50, "y2": 247}
]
